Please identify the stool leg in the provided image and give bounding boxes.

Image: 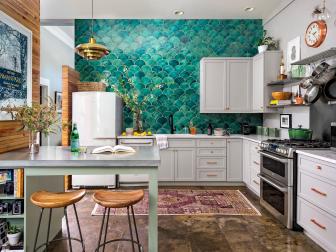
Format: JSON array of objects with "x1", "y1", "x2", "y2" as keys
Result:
[
  {"x1": 102, "y1": 208, "x2": 110, "y2": 252},
  {"x1": 33, "y1": 208, "x2": 44, "y2": 252},
  {"x1": 97, "y1": 207, "x2": 107, "y2": 252},
  {"x1": 131, "y1": 206, "x2": 142, "y2": 252},
  {"x1": 64, "y1": 207, "x2": 73, "y2": 252},
  {"x1": 45, "y1": 208, "x2": 52, "y2": 251},
  {"x1": 127, "y1": 206, "x2": 135, "y2": 252},
  {"x1": 73, "y1": 204, "x2": 85, "y2": 252}
]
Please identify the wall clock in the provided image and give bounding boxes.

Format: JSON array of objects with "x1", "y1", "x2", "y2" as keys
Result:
[{"x1": 305, "y1": 20, "x2": 327, "y2": 48}]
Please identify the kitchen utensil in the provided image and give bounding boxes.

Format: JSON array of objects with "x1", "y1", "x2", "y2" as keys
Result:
[
  {"x1": 272, "y1": 92, "x2": 292, "y2": 100},
  {"x1": 304, "y1": 84, "x2": 322, "y2": 104},
  {"x1": 314, "y1": 66, "x2": 336, "y2": 85},
  {"x1": 323, "y1": 78, "x2": 336, "y2": 100},
  {"x1": 288, "y1": 125, "x2": 313, "y2": 140},
  {"x1": 300, "y1": 77, "x2": 314, "y2": 89},
  {"x1": 126, "y1": 128, "x2": 134, "y2": 136},
  {"x1": 214, "y1": 128, "x2": 224, "y2": 136},
  {"x1": 312, "y1": 62, "x2": 329, "y2": 77}
]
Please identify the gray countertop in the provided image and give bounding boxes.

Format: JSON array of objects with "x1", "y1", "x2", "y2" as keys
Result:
[
  {"x1": 296, "y1": 149, "x2": 336, "y2": 165},
  {"x1": 0, "y1": 146, "x2": 160, "y2": 168}
]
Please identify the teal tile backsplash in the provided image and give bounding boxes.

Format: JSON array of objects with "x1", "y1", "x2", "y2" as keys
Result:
[{"x1": 75, "y1": 19, "x2": 263, "y2": 133}]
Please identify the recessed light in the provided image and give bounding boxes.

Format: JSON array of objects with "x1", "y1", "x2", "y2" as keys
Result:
[
  {"x1": 174, "y1": 10, "x2": 184, "y2": 16},
  {"x1": 244, "y1": 7, "x2": 255, "y2": 12}
]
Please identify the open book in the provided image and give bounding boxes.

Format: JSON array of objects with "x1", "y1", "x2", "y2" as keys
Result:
[{"x1": 92, "y1": 145, "x2": 136, "y2": 154}]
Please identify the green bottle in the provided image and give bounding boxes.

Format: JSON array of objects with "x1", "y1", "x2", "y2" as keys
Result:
[{"x1": 70, "y1": 123, "x2": 80, "y2": 152}]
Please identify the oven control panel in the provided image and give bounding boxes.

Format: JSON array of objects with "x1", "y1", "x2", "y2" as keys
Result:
[{"x1": 260, "y1": 142, "x2": 293, "y2": 158}]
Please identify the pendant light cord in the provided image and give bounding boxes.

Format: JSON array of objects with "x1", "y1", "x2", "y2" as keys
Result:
[{"x1": 91, "y1": 0, "x2": 94, "y2": 38}]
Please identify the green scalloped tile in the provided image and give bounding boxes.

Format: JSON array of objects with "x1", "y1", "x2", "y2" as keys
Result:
[{"x1": 75, "y1": 19, "x2": 263, "y2": 133}]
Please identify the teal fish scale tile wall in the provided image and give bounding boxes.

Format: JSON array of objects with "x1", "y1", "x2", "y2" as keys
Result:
[{"x1": 75, "y1": 19, "x2": 263, "y2": 133}]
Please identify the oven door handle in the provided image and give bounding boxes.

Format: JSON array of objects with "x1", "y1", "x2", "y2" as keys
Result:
[
  {"x1": 259, "y1": 151, "x2": 289, "y2": 164},
  {"x1": 257, "y1": 174, "x2": 288, "y2": 192}
]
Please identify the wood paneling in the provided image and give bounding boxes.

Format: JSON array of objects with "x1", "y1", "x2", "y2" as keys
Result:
[
  {"x1": 0, "y1": 0, "x2": 40, "y2": 153},
  {"x1": 62, "y1": 66, "x2": 79, "y2": 190}
]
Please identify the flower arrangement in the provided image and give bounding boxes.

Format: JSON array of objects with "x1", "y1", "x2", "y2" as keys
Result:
[
  {"x1": 1, "y1": 100, "x2": 59, "y2": 135},
  {"x1": 105, "y1": 66, "x2": 158, "y2": 132}
]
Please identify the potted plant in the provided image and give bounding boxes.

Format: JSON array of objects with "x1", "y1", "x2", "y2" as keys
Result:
[
  {"x1": 6, "y1": 224, "x2": 21, "y2": 246},
  {"x1": 1, "y1": 99, "x2": 59, "y2": 153},
  {"x1": 257, "y1": 30, "x2": 278, "y2": 53}
]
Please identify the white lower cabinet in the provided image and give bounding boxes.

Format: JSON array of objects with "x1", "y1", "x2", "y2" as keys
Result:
[
  {"x1": 227, "y1": 139, "x2": 243, "y2": 181},
  {"x1": 242, "y1": 140, "x2": 261, "y2": 197},
  {"x1": 297, "y1": 154, "x2": 336, "y2": 252},
  {"x1": 175, "y1": 148, "x2": 196, "y2": 181},
  {"x1": 159, "y1": 149, "x2": 175, "y2": 181}
]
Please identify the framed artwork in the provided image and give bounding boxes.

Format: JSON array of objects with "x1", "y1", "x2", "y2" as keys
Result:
[
  {"x1": 280, "y1": 114, "x2": 292, "y2": 129},
  {"x1": 286, "y1": 36, "x2": 301, "y2": 72},
  {"x1": 0, "y1": 10, "x2": 32, "y2": 120},
  {"x1": 55, "y1": 91, "x2": 62, "y2": 113}
]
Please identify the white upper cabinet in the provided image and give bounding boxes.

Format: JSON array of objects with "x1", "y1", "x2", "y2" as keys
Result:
[
  {"x1": 200, "y1": 58, "x2": 252, "y2": 113},
  {"x1": 252, "y1": 51, "x2": 281, "y2": 112}
]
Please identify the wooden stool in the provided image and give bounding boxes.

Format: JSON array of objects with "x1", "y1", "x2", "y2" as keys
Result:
[
  {"x1": 93, "y1": 190, "x2": 144, "y2": 252},
  {"x1": 30, "y1": 190, "x2": 86, "y2": 252}
]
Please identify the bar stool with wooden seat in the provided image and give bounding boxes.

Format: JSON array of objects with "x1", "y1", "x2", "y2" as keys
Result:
[
  {"x1": 30, "y1": 190, "x2": 86, "y2": 252},
  {"x1": 93, "y1": 189, "x2": 144, "y2": 252}
]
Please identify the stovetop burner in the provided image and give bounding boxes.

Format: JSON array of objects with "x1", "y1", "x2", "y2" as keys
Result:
[{"x1": 261, "y1": 139, "x2": 330, "y2": 158}]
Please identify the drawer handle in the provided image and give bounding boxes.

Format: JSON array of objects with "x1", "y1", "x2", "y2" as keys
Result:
[
  {"x1": 210, "y1": 151, "x2": 214, "y2": 154},
  {"x1": 210, "y1": 142, "x2": 214, "y2": 145},
  {"x1": 311, "y1": 188, "x2": 327, "y2": 197},
  {"x1": 316, "y1": 165, "x2": 322, "y2": 170},
  {"x1": 253, "y1": 180, "x2": 259, "y2": 185},
  {"x1": 255, "y1": 147, "x2": 259, "y2": 150},
  {"x1": 310, "y1": 219, "x2": 326, "y2": 230},
  {"x1": 253, "y1": 161, "x2": 260, "y2": 165},
  {"x1": 207, "y1": 161, "x2": 218, "y2": 165},
  {"x1": 207, "y1": 174, "x2": 218, "y2": 177}
]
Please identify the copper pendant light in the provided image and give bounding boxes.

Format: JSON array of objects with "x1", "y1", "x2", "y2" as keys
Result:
[{"x1": 75, "y1": 0, "x2": 110, "y2": 60}]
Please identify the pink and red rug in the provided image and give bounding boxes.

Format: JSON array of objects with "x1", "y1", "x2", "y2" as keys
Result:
[{"x1": 91, "y1": 189, "x2": 261, "y2": 216}]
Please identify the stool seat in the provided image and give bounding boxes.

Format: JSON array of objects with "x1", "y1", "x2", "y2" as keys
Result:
[
  {"x1": 30, "y1": 190, "x2": 86, "y2": 208},
  {"x1": 93, "y1": 190, "x2": 144, "y2": 208}
]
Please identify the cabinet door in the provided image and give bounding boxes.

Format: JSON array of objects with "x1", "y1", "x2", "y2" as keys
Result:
[
  {"x1": 227, "y1": 139, "x2": 243, "y2": 181},
  {"x1": 242, "y1": 140, "x2": 250, "y2": 184},
  {"x1": 175, "y1": 148, "x2": 196, "y2": 181},
  {"x1": 200, "y1": 59, "x2": 226, "y2": 113},
  {"x1": 159, "y1": 149, "x2": 175, "y2": 181},
  {"x1": 252, "y1": 54, "x2": 264, "y2": 112},
  {"x1": 226, "y1": 59, "x2": 252, "y2": 112}
]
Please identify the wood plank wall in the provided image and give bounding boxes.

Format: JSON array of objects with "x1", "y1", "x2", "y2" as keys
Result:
[
  {"x1": 0, "y1": 0, "x2": 40, "y2": 153},
  {"x1": 62, "y1": 66, "x2": 80, "y2": 190}
]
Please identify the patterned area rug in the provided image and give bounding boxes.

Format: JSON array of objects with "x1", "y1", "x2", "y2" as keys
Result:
[{"x1": 91, "y1": 189, "x2": 261, "y2": 216}]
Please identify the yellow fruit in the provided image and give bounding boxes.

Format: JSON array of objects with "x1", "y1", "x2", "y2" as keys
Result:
[
  {"x1": 122, "y1": 132, "x2": 126, "y2": 136},
  {"x1": 147, "y1": 131, "x2": 152, "y2": 136}
]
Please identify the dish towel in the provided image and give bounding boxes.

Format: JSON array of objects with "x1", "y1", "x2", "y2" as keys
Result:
[{"x1": 155, "y1": 135, "x2": 169, "y2": 150}]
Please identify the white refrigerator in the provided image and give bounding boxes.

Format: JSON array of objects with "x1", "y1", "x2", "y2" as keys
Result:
[{"x1": 71, "y1": 92, "x2": 122, "y2": 188}]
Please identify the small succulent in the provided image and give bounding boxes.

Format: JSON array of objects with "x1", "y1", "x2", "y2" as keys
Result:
[
  {"x1": 257, "y1": 30, "x2": 278, "y2": 50},
  {"x1": 7, "y1": 224, "x2": 21, "y2": 234}
]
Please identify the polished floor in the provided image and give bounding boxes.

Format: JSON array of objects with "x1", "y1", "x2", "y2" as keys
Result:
[{"x1": 48, "y1": 186, "x2": 323, "y2": 252}]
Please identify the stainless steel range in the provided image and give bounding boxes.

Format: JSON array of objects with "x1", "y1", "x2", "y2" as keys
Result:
[{"x1": 258, "y1": 139, "x2": 330, "y2": 229}]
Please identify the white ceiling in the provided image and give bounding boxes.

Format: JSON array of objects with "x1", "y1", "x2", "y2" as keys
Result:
[{"x1": 41, "y1": 0, "x2": 283, "y2": 20}]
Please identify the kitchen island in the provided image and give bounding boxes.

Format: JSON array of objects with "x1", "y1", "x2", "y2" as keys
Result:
[{"x1": 0, "y1": 146, "x2": 160, "y2": 252}]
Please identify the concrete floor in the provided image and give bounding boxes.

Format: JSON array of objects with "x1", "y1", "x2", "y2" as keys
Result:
[{"x1": 47, "y1": 186, "x2": 324, "y2": 252}]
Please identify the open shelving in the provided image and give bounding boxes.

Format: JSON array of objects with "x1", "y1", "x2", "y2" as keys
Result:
[
  {"x1": 291, "y1": 47, "x2": 336, "y2": 65},
  {"x1": 267, "y1": 78, "x2": 304, "y2": 87},
  {"x1": 0, "y1": 214, "x2": 24, "y2": 219},
  {"x1": 267, "y1": 104, "x2": 309, "y2": 109}
]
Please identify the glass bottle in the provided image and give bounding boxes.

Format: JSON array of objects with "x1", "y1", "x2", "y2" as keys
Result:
[{"x1": 70, "y1": 123, "x2": 80, "y2": 152}]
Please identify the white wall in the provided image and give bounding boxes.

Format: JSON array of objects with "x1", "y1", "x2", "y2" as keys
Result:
[
  {"x1": 263, "y1": 0, "x2": 336, "y2": 138},
  {"x1": 40, "y1": 26, "x2": 74, "y2": 145}
]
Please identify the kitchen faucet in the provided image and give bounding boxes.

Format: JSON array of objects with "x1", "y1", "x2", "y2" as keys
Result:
[{"x1": 168, "y1": 114, "x2": 176, "y2": 134}]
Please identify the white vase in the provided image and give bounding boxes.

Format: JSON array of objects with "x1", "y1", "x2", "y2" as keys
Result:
[
  {"x1": 7, "y1": 232, "x2": 21, "y2": 246},
  {"x1": 258, "y1": 45, "x2": 268, "y2": 53}
]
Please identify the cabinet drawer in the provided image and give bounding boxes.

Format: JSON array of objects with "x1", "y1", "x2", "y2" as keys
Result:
[
  {"x1": 197, "y1": 169, "x2": 226, "y2": 181},
  {"x1": 197, "y1": 148, "x2": 226, "y2": 157},
  {"x1": 197, "y1": 157, "x2": 226, "y2": 169},
  {"x1": 298, "y1": 171, "x2": 336, "y2": 216},
  {"x1": 250, "y1": 152, "x2": 260, "y2": 168},
  {"x1": 249, "y1": 142, "x2": 260, "y2": 152},
  {"x1": 299, "y1": 155, "x2": 336, "y2": 184},
  {"x1": 169, "y1": 139, "x2": 196, "y2": 148},
  {"x1": 250, "y1": 166, "x2": 260, "y2": 195},
  {"x1": 297, "y1": 197, "x2": 336, "y2": 251},
  {"x1": 197, "y1": 139, "x2": 226, "y2": 148}
]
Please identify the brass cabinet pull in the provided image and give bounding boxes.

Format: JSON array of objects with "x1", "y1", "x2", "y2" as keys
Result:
[
  {"x1": 207, "y1": 161, "x2": 217, "y2": 165},
  {"x1": 316, "y1": 165, "x2": 322, "y2": 170},
  {"x1": 255, "y1": 146, "x2": 259, "y2": 150},
  {"x1": 210, "y1": 142, "x2": 214, "y2": 145},
  {"x1": 253, "y1": 161, "x2": 260, "y2": 165},
  {"x1": 311, "y1": 188, "x2": 327, "y2": 196},
  {"x1": 253, "y1": 180, "x2": 259, "y2": 185},
  {"x1": 210, "y1": 151, "x2": 214, "y2": 153},
  {"x1": 310, "y1": 219, "x2": 326, "y2": 230},
  {"x1": 207, "y1": 174, "x2": 218, "y2": 177}
]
